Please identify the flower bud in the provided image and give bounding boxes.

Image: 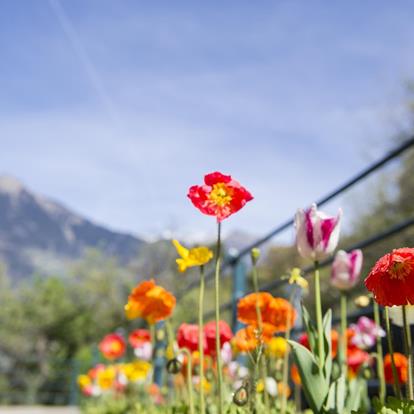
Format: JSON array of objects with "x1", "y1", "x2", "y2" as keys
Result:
[
  {"x1": 166, "y1": 358, "x2": 182, "y2": 374},
  {"x1": 251, "y1": 248, "x2": 260, "y2": 265},
  {"x1": 233, "y1": 385, "x2": 249, "y2": 406}
]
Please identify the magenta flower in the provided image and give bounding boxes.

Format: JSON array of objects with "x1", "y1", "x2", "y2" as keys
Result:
[
  {"x1": 330, "y1": 249, "x2": 363, "y2": 290},
  {"x1": 294, "y1": 203, "x2": 342, "y2": 261},
  {"x1": 350, "y1": 316, "x2": 385, "y2": 350}
]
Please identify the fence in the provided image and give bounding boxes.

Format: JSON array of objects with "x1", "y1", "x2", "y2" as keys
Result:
[{"x1": 173, "y1": 137, "x2": 414, "y2": 332}]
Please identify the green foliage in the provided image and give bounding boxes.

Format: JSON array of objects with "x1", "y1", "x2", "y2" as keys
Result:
[{"x1": 371, "y1": 396, "x2": 414, "y2": 414}]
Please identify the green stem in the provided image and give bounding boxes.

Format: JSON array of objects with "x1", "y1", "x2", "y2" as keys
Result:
[
  {"x1": 339, "y1": 293, "x2": 347, "y2": 377},
  {"x1": 198, "y1": 265, "x2": 206, "y2": 414},
  {"x1": 251, "y1": 253, "x2": 267, "y2": 412},
  {"x1": 314, "y1": 261, "x2": 324, "y2": 371},
  {"x1": 373, "y1": 301, "x2": 385, "y2": 404},
  {"x1": 214, "y1": 222, "x2": 224, "y2": 414},
  {"x1": 179, "y1": 348, "x2": 195, "y2": 414},
  {"x1": 281, "y1": 305, "x2": 292, "y2": 414},
  {"x1": 402, "y1": 305, "x2": 413, "y2": 400},
  {"x1": 384, "y1": 307, "x2": 402, "y2": 398}
]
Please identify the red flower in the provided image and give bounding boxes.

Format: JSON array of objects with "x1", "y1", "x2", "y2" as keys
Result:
[
  {"x1": 129, "y1": 329, "x2": 151, "y2": 348},
  {"x1": 203, "y1": 320, "x2": 233, "y2": 355},
  {"x1": 384, "y1": 353, "x2": 408, "y2": 384},
  {"x1": 188, "y1": 172, "x2": 253, "y2": 222},
  {"x1": 177, "y1": 323, "x2": 206, "y2": 353},
  {"x1": 99, "y1": 333, "x2": 126, "y2": 360},
  {"x1": 347, "y1": 346, "x2": 370, "y2": 376},
  {"x1": 365, "y1": 248, "x2": 414, "y2": 306}
]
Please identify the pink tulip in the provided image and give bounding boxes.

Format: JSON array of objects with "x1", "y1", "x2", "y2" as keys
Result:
[
  {"x1": 295, "y1": 203, "x2": 342, "y2": 261},
  {"x1": 331, "y1": 249, "x2": 363, "y2": 290},
  {"x1": 350, "y1": 316, "x2": 385, "y2": 350}
]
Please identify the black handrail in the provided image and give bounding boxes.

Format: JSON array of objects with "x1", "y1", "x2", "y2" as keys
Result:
[
  {"x1": 199, "y1": 215, "x2": 414, "y2": 322},
  {"x1": 177, "y1": 137, "x2": 414, "y2": 300}
]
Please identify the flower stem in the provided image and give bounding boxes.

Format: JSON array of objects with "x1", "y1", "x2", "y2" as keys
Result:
[
  {"x1": 402, "y1": 305, "x2": 413, "y2": 400},
  {"x1": 198, "y1": 265, "x2": 206, "y2": 414},
  {"x1": 373, "y1": 301, "x2": 385, "y2": 404},
  {"x1": 251, "y1": 253, "x2": 266, "y2": 412},
  {"x1": 314, "y1": 261, "x2": 324, "y2": 371},
  {"x1": 214, "y1": 221, "x2": 224, "y2": 414},
  {"x1": 281, "y1": 303, "x2": 293, "y2": 414},
  {"x1": 384, "y1": 307, "x2": 402, "y2": 398},
  {"x1": 179, "y1": 348, "x2": 195, "y2": 414},
  {"x1": 339, "y1": 292, "x2": 347, "y2": 377}
]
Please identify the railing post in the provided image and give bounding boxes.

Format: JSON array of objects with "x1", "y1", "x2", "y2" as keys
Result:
[
  {"x1": 231, "y1": 258, "x2": 247, "y2": 333},
  {"x1": 153, "y1": 321, "x2": 167, "y2": 386}
]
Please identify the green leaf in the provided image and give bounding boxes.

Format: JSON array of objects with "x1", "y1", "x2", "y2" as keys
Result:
[
  {"x1": 288, "y1": 339, "x2": 329, "y2": 413},
  {"x1": 325, "y1": 374, "x2": 346, "y2": 413},
  {"x1": 301, "y1": 303, "x2": 317, "y2": 354},
  {"x1": 322, "y1": 309, "x2": 332, "y2": 380}
]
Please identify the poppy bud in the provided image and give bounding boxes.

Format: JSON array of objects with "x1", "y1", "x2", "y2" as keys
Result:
[
  {"x1": 233, "y1": 385, "x2": 249, "y2": 406},
  {"x1": 166, "y1": 358, "x2": 182, "y2": 374},
  {"x1": 251, "y1": 248, "x2": 260, "y2": 265}
]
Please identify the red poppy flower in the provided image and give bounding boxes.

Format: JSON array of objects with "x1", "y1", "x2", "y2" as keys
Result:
[
  {"x1": 177, "y1": 323, "x2": 206, "y2": 352},
  {"x1": 384, "y1": 353, "x2": 408, "y2": 384},
  {"x1": 203, "y1": 320, "x2": 233, "y2": 355},
  {"x1": 129, "y1": 329, "x2": 151, "y2": 348},
  {"x1": 99, "y1": 333, "x2": 126, "y2": 360},
  {"x1": 365, "y1": 248, "x2": 414, "y2": 306},
  {"x1": 347, "y1": 346, "x2": 370, "y2": 376},
  {"x1": 188, "y1": 172, "x2": 253, "y2": 222}
]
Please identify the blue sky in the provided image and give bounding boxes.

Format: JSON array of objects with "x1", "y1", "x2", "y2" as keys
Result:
[{"x1": 0, "y1": 1, "x2": 413, "y2": 243}]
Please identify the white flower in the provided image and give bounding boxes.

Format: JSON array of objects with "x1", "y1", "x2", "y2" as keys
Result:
[{"x1": 389, "y1": 305, "x2": 414, "y2": 327}]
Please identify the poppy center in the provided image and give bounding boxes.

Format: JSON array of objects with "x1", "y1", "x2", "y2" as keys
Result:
[
  {"x1": 390, "y1": 261, "x2": 412, "y2": 280},
  {"x1": 209, "y1": 183, "x2": 233, "y2": 206}
]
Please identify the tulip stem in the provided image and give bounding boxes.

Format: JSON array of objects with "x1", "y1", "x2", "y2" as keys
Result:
[
  {"x1": 402, "y1": 305, "x2": 414, "y2": 400},
  {"x1": 384, "y1": 307, "x2": 402, "y2": 398},
  {"x1": 339, "y1": 293, "x2": 347, "y2": 377},
  {"x1": 214, "y1": 221, "x2": 224, "y2": 414},
  {"x1": 314, "y1": 261, "x2": 324, "y2": 371},
  {"x1": 373, "y1": 301, "x2": 386, "y2": 404},
  {"x1": 179, "y1": 348, "x2": 195, "y2": 414},
  {"x1": 198, "y1": 265, "x2": 206, "y2": 414}
]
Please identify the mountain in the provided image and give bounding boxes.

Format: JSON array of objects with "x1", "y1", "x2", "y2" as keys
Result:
[{"x1": 0, "y1": 175, "x2": 144, "y2": 279}]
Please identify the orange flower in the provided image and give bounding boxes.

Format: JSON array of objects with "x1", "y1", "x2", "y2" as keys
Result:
[
  {"x1": 237, "y1": 292, "x2": 274, "y2": 325},
  {"x1": 277, "y1": 382, "x2": 291, "y2": 398},
  {"x1": 266, "y1": 297, "x2": 296, "y2": 332},
  {"x1": 232, "y1": 324, "x2": 275, "y2": 353},
  {"x1": 365, "y1": 248, "x2": 414, "y2": 306},
  {"x1": 125, "y1": 279, "x2": 176, "y2": 323},
  {"x1": 291, "y1": 364, "x2": 301, "y2": 386},
  {"x1": 237, "y1": 293, "x2": 296, "y2": 332},
  {"x1": 384, "y1": 353, "x2": 408, "y2": 384},
  {"x1": 299, "y1": 329, "x2": 339, "y2": 358}
]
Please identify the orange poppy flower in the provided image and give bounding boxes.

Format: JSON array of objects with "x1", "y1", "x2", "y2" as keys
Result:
[
  {"x1": 237, "y1": 292, "x2": 274, "y2": 325},
  {"x1": 365, "y1": 248, "x2": 414, "y2": 306},
  {"x1": 384, "y1": 353, "x2": 408, "y2": 384},
  {"x1": 125, "y1": 279, "x2": 176, "y2": 323},
  {"x1": 232, "y1": 323, "x2": 275, "y2": 353},
  {"x1": 188, "y1": 172, "x2": 253, "y2": 222},
  {"x1": 299, "y1": 329, "x2": 339, "y2": 358},
  {"x1": 266, "y1": 297, "x2": 297, "y2": 332}
]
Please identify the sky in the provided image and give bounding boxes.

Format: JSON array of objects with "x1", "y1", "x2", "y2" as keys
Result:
[{"x1": 0, "y1": 1, "x2": 413, "y2": 244}]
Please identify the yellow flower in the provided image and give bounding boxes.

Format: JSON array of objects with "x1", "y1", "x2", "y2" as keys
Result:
[
  {"x1": 121, "y1": 360, "x2": 152, "y2": 382},
  {"x1": 288, "y1": 268, "x2": 308, "y2": 290},
  {"x1": 266, "y1": 336, "x2": 288, "y2": 359},
  {"x1": 97, "y1": 366, "x2": 116, "y2": 390},
  {"x1": 172, "y1": 240, "x2": 213, "y2": 272},
  {"x1": 256, "y1": 379, "x2": 265, "y2": 393},
  {"x1": 77, "y1": 374, "x2": 91, "y2": 390}
]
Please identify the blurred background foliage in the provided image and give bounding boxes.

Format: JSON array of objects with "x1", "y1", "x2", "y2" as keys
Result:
[{"x1": 0, "y1": 92, "x2": 413, "y2": 405}]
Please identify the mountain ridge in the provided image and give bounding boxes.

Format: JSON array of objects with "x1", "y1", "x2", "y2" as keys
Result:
[{"x1": 0, "y1": 175, "x2": 144, "y2": 279}]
